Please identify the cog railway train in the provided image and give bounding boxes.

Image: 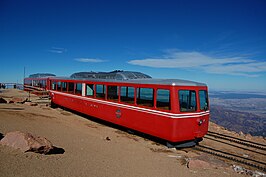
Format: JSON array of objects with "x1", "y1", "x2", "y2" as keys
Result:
[{"x1": 24, "y1": 71, "x2": 209, "y2": 148}]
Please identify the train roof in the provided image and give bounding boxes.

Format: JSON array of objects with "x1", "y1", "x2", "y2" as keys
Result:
[
  {"x1": 28, "y1": 73, "x2": 56, "y2": 78},
  {"x1": 49, "y1": 77, "x2": 207, "y2": 86},
  {"x1": 70, "y1": 70, "x2": 152, "y2": 80}
]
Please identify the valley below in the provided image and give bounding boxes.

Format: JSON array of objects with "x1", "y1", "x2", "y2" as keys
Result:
[{"x1": 210, "y1": 91, "x2": 266, "y2": 137}]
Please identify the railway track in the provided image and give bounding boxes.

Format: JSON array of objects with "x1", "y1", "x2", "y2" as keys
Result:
[
  {"x1": 207, "y1": 131, "x2": 266, "y2": 151},
  {"x1": 193, "y1": 131, "x2": 266, "y2": 172}
]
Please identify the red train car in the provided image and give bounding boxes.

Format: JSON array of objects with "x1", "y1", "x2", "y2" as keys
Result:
[
  {"x1": 48, "y1": 77, "x2": 209, "y2": 148},
  {"x1": 24, "y1": 73, "x2": 55, "y2": 95},
  {"x1": 24, "y1": 77, "x2": 49, "y2": 91}
]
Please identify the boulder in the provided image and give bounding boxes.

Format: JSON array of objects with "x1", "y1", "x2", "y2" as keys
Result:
[
  {"x1": 232, "y1": 165, "x2": 266, "y2": 176},
  {"x1": 9, "y1": 97, "x2": 25, "y2": 103},
  {"x1": 0, "y1": 97, "x2": 7, "y2": 104},
  {"x1": 239, "y1": 131, "x2": 245, "y2": 137},
  {"x1": 245, "y1": 134, "x2": 253, "y2": 140},
  {"x1": 24, "y1": 102, "x2": 38, "y2": 106},
  {"x1": 0, "y1": 131, "x2": 54, "y2": 154},
  {"x1": 187, "y1": 159, "x2": 212, "y2": 169},
  {"x1": 30, "y1": 103, "x2": 38, "y2": 106}
]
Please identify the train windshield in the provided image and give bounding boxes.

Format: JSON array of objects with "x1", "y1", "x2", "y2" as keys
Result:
[
  {"x1": 199, "y1": 90, "x2": 209, "y2": 111},
  {"x1": 179, "y1": 90, "x2": 197, "y2": 112}
]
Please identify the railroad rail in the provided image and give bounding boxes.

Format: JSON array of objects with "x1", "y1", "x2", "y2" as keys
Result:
[
  {"x1": 207, "y1": 131, "x2": 266, "y2": 151},
  {"x1": 193, "y1": 145, "x2": 266, "y2": 172},
  {"x1": 193, "y1": 131, "x2": 266, "y2": 172},
  {"x1": 204, "y1": 136, "x2": 266, "y2": 156}
]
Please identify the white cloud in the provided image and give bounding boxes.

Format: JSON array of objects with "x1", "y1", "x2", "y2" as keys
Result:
[
  {"x1": 128, "y1": 51, "x2": 266, "y2": 77},
  {"x1": 75, "y1": 58, "x2": 107, "y2": 63},
  {"x1": 48, "y1": 47, "x2": 67, "y2": 54}
]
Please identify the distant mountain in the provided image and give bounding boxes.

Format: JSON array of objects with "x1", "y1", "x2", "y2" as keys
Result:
[
  {"x1": 210, "y1": 91, "x2": 266, "y2": 99},
  {"x1": 210, "y1": 105, "x2": 266, "y2": 137}
]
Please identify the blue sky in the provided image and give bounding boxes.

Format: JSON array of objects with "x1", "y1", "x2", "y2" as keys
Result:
[{"x1": 0, "y1": 0, "x2": 265, "y2": 91}]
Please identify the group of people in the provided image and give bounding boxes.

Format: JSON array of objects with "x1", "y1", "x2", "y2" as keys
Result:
[{"x1": 0, "y1": 83, "x2": 6, "y2": 89}]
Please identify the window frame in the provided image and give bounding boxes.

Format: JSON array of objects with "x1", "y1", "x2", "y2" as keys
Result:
[
  {"x1": 62, "y1": 82, "x2": 67, "y2": 92},
  {"x1": 120, "y1": 86, "x2": 135, "y2": 104},
  {"x1": 96, "y1": 84, "x2": 106, "y2": 99},
  {"x1": 75, "y1": 83, "x2": 82, "y2": 95},
  {"x1": 51, "y1": 81, "x2": 57, "y2": 90},
  {"x1": 156, "y1": 89, "x2": 171, "y2": 110},
  {"x1": 136, "y1": 87, "x2": 154, "y2": 108},
  {"x1": 107, "y1": 85, "x2": 119, "y2": 101},
  {"x1": 86, "y1": 83, "x2": 95, "y2": 97},
  {"x1": 57, "y1": 81, "x2": 62, "y2": 91},
  {"x1": 199, "y1": 90, "x2": 209, "y2": 111},
  {"x1": 67, "y1": 82, "x2": 75, "y2": 94},
  {"x1": 178, "y1": 90, "x2": 197, "y2": 112}
]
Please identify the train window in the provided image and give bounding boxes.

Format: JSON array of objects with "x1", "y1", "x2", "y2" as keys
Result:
[
  {"x1": 62, "y1": 82, "x2": 67, "y2": 92},
  {"x1": 156, "y1": 89, "x2": 170, "y2": 110},
  {"x1": 39, "y1": 80, "x2": 43, "y2": 88},
  {"x1": 24, "y1": 79, "x2": 32, "y2": 86},
  {"x1": 57, "y1": 82, "x2": 62, "y2": 91},
  {"x1": 137, "y1": 88, "x2": 154, "y2": 107},
  {"x1": 42, "y1": 80, "x2": 46, "y2": 88},
  {"x1": 179, "y1": 90, "x2": 197, "y2": 112},
  {"x1": 199, "y1": 90, "x2": 209, "y2": 111},
  {"x1": 43, "y1": 80, "x2": 47, "y2": 88},
  {"x1": 120, "y1": 86, "x2": 135, "y2": 104},
  {"x1": 96, "y1": 84, "x2": 106, "y2": 99},
  {"x1": 107, "y1": 86, "x2": 119, "y2": 101},
  {"x1": 33, "y1": 80, "x2": 38, "y2": 87},
  {"x1": 86, "y1": 84, "x2": 94, "y2": 97},
  {"x1": 68, "y1": 82, "x2": 74, "y2": 94},
  {"x1": 75, "y1": 83, "x2": 82, "y2": 95},
  {"x1": 51, "y1": 82, "x2": 56, "y2": 90}
]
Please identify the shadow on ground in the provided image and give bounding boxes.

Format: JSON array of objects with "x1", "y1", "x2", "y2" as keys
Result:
[
  {"x1": 0, "y1": 133, "x2": 4, "y2": 140},
  {"x1": 0, "y1": 107, "x2": 25, "y2": 110},
  {"x1": 52, "y1": 104, "x2": 196, "y2": 149},
  {"x1": 47, "y1": 146, "x2": 65, "y2": 155}
]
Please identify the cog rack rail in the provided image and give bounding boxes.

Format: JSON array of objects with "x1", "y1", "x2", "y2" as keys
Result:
[
  {"x1": 207, "y1": 131, "x2": 266, "y2": 151},
  {"x1": 193, "y1": 145, "x2": 266, "y2": 172}
]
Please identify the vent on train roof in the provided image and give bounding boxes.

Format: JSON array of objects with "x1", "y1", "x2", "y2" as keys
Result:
[
  {"x1": 70, "y1": 70, "x2": 152, "y2": 80},
  {"x1": 29, "y1": 73, "x2": 56, "y2": 78}
]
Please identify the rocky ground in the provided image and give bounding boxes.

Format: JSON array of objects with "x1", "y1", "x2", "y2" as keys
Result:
[{"x1": 0, "y1": 89, "x2": 265, "y2": 177}]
